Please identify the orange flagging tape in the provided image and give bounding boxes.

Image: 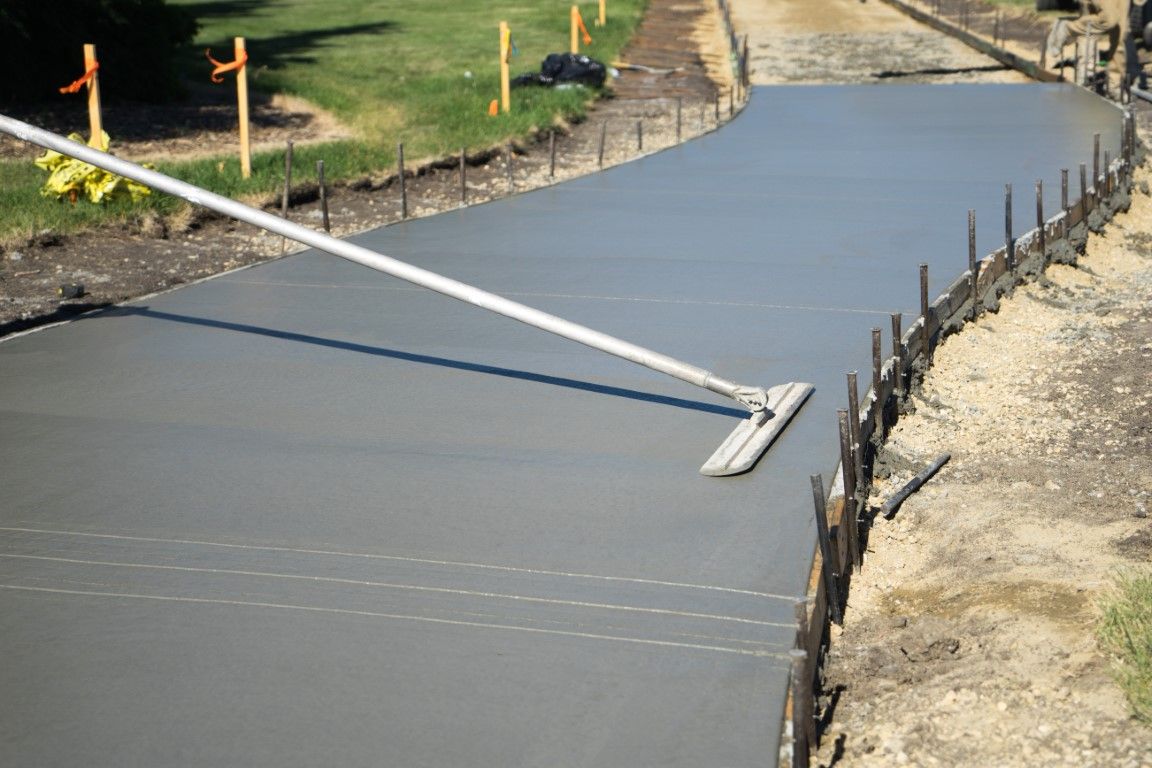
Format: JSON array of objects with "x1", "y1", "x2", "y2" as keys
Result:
[
  {"x1": 59, "y1": 63, "x2": 99, "y2": 94},
  {"x1": 576, "y1": 10, "x2": 592, "y2": 45},
  {"x1": 206, "y1": 49, "x2": 249, "y2": 83},
  {"x1": 488, "y1": 99, "x2": 499, "y2": 116}
]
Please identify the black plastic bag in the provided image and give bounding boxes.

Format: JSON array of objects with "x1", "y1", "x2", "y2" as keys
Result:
[{"x1": 512, "y1": 53, "x2": 607, "y2": 88}]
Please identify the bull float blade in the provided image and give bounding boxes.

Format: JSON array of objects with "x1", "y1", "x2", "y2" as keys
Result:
[{"x1": 700, "y1": 382, "x2": 814, "y2": 476}]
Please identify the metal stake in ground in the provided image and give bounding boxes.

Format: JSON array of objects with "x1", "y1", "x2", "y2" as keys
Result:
[
  {"x1": 810, "y1": 474, "x2": 844, "y2": 626},
  {"x1": 548, "y1": 131, "x2": 556, "y2": 179},
  {"x1": 597, "y1": 122, "x2": 607, "y2": 168},
  {"x1": 791, "y1": 602, "x2": 814, "y2": 766},
  {"x1": 0, "y1": 114, "x2": 814, "y2": 478},
  {"x1": 1104, "y1": 150, "x2": 1111, "y2": 196},
  {"x1": 1004, "y1": 183, "x2": 1014, "y2": 272},
  {"x1": 279, "y1": 140, "x2": 293, "y2": 256},
  {"x1": 846, "y1": 371, "x2": 864, "y2": 523},
  {"x1": 1035, "y1": 179, "x2": 1044, "y2": 260},
  {"x1": 1080, "y1": 162, "x2": 1088, "y2": 221},
  {"x1": 1094, "y1": 133, "x2": 1101, "y2": 194},
  {"x1": 397, "y1": 142, "x2": 408, "y2": 220},
  {"x1": 676, "y1": 97, "x2": 682, "y2": 143},
  {"x1": 837, "y1": 409, "x2": 859, "y2": 570},
  {"x1": 968, "y1": 209, "x2": 978, "y2": 320},
  {"x1": 891, "y1": 312, "x2": 903, "y2": 400},
  {"x1": 919, "y1": 263, "x2": 930, "y2": 361},
  {"x1": 872, "y1": 327, "x2": 882, "y2": 397},
  {"x1": 1061, "y1": 168, "x2": 1069, "y2": 222},
  {"x1": 317, "y1": 159, "x2": 330, "y2": 233},
  {"x1": 460, "y1": 147, "x2": 467, "y2": 206},
  {"x1": 714, "y1": 94, "x2": 720, "y2": 124},
  {"x1": 506, "y1": 142, "x2": 514, "y2": 193},
  {"x1": 636, "y1": 120, "x2": 643, "y2": 152}
]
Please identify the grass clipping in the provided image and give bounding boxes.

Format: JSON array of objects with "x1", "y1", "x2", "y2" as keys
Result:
[
  {"x1": 1098, "y1": 569, "x2": 1152, "y2": 724},
  {"x1": 35, "y1": 131, "x2": 152, "y2": 204}
]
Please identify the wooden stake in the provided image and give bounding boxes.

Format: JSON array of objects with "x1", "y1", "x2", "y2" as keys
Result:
[
  {"x1": 235, "y1": 37, "x2": 251, "y2": 179},
  {"x1": 317, "y1": 160, "x2": 330, "y2": 233},
  {"x1": 83, "y1": 44, "x2": 103, "y2": 148},
  {"x1": 1061, "y1": 168, "x2": 1069, "y2": 215},
  {"x1": 571, "y1": 6, "x2": 580, "y2": 54},
  {"x1": 549, "y1": 131, "x2": 556, "y2": 179},
  {"x1": 500, "y1": 22, "x2": 511, "y2": 114},
  {"x1": 599, "y1": 0, "x2": 606, "y2": 26}
]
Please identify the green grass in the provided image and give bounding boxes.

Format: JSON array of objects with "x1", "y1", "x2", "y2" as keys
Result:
[
  {"x1": 1098, "y1": 569, "x2": 1152, "y2": 725},
  {"x1": 1, "y1": 0, "x2": 647, "y2": 242}
]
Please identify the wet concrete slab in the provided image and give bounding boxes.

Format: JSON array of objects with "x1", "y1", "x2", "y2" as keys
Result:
[{"x1": 0, "y1": 84, "x2": 1122, "y2": 767}]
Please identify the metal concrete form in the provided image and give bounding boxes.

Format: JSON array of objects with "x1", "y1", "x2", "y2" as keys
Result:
[{"x1": 0, "y1": 84, "x2": 1122, "y2": 767}]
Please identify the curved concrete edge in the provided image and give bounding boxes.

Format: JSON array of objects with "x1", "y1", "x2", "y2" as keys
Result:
[{"x1": 779, "y1": 112, "x2": 1138, "y2": 768}]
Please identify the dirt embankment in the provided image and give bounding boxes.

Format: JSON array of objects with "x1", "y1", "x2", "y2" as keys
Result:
[{"x1": 813, "y1": 178, "x2": 1152, "y2": 767}]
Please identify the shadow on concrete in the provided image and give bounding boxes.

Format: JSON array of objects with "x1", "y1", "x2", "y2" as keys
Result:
[{"x1": 114, "y1": 306, "x2": 748, "y2": 419}]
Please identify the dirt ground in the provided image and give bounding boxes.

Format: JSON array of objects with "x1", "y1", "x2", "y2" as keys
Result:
[
  {"x1": 730, "y1": 0, "x2": 1029, "y2": 84},
  {"x1": 812, "y1": 181, "x2": 1152, "y2": 767}
]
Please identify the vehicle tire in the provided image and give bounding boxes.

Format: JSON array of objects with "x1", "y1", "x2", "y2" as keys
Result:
[
  {"x1": 1145, "y1": 21, "x2": 1152, "y2": 51},
  {"x1": 1035, "y1": 0, "x2": 1078, "y2": 10}
]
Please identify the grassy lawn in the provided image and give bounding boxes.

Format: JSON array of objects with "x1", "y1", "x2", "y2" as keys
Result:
[
  {"x1": 1098, "y1": 570, "x2": 1152, "y2": 724},
  {"x1": 1, "y1": 0, "x2": 647, "y2": 241}
]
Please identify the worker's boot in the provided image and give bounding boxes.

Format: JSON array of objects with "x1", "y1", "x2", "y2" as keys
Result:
[{"x1": 1043, "y1": 19, "x2": 1069, "y2": 70}]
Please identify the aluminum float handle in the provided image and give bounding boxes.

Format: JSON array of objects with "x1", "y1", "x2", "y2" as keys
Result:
[{"x1": 0, "y1": 115, "x2": 768, "y2": 412}]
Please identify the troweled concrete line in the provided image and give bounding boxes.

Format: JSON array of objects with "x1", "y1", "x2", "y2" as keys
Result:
[{"x1": 0, "y1": 85, "x2": 1122, "y2": 766}]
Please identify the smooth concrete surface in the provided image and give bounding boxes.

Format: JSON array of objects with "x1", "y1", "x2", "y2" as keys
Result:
[{"x1": 0, "y1": 84, "x2": 1122, "y2": 767}]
